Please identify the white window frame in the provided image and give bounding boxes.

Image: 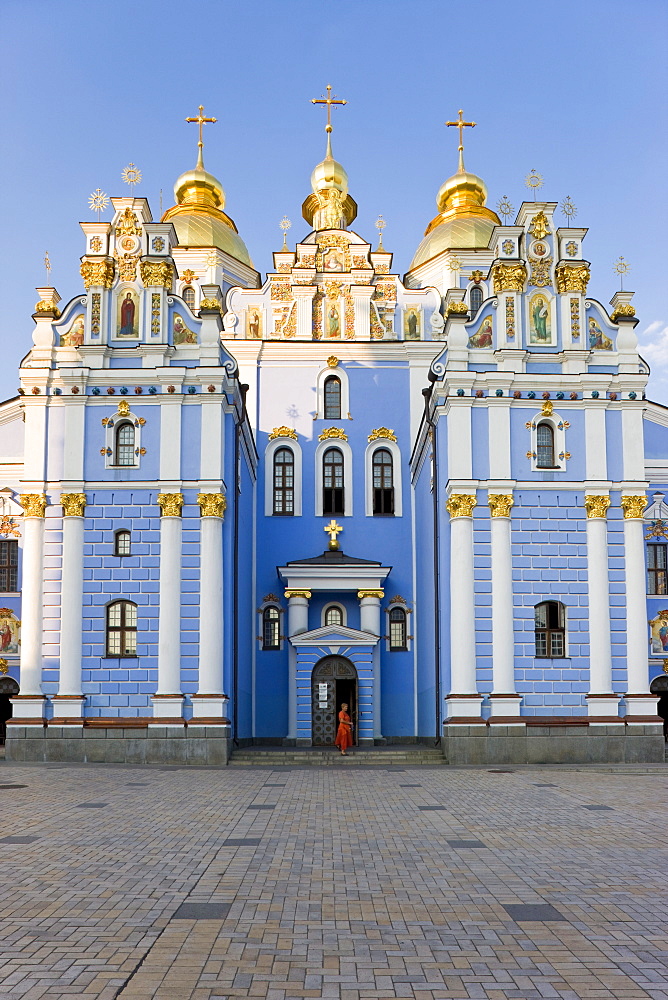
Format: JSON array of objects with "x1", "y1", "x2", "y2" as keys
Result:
[
  {"x1": 365, "y1": 439, "x2": 402, "y2": 517},
  {"x1": 528, "y1": 410, "x2": 569, "y2": 473},
  {"x1": 315, "y1": 364, "x2": 350, "y2": 420},
  {"x1": 104, "y1": 406, "x2": 144, "y2": 470},
  {"x1": 315, "y1": 438, "x2": 353, "y2": 517},
  {"x1": 322, "y1": 603, "x2": 347, "y2": 627},
  {"x1": 384, "y1": 600, "x2": 412, "y2": 652},
  {"x1": 257, "y1": 598, "x2": 285, "y2": 652},
  {"x1": 533, "y1": 600, "x2": 569, "y2": 659},
  {"x1": 265, "y1": 438, "x2": 302, "y2": 516}
]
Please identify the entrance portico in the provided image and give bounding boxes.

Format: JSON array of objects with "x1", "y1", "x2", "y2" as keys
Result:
[{"x1": 278, "y1": 547, "x2": 391, "y2": 745}]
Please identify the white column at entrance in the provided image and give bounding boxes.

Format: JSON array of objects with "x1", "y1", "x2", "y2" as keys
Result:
[
  {"x1": 358, "y1": 589, "x2": 384, "y2": 740},
  {"x1": 152, "y1": 493, "x2": 185, "y2": 721},
  {"x1": 14, "y1": 494, "x2": 48, "y2": 719},
  {"x1": 192, "y1": 493, "x2": 228, "y2": 722},
  {"x1": 584, "y1": 495, "x2": 619, "y2": 719},
  {"x1": 488, "y1": 494, "x2": 521, "y2": 720},
  {"x1": 285, "y1": 590, "x2": 311, "y2": 740},
  {"x1": 445, "y1": 494, "x2": 482, "y2": 719},
  {"x1": 53, "y1": 493, "x2": 87, "y2": 720},
  {"x1": 621, "y1": 495, "x2": 656, "y2": 718}
]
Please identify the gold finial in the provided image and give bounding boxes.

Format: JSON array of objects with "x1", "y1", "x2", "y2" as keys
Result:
[
  {"x1": 122, "y1": 162, "x2": 142, "y2": 190},
  {"x1": 525, "y1": 169, "x2": 543, "y2": 201},
  {"x1": 613, "y1": 255, "x2": 631, "y2": 290},
  {"x1": 43, "y1": 251, "x2": 51, "y2": 284},
  {"x1": 88, "y1": 188, "x2": 109, "y2": 221},
  {"x1": 185, "y1": 104, "x2": 217, "y2": 169},
  {"x1": 324, "y1": 518, "x2": 343, "y2": 550},
  {"x1": 311, "y1": 84, "x2": 347, "y2": 158},
  {"x1": 497, "y1": 195, "x2": 514, "y2": 222},
  {"x1": 445, "y1": 109, "x2": 476, "y2": 171},
  {"x1": 279, "y1": 216, "x2": 292, "y2": 249},
  {"x1": 375, "y1": 215, "x2": 386, "y2": 249},
  {"x1": 561, "y1": 195, "x2": 577, "y2": 223}
]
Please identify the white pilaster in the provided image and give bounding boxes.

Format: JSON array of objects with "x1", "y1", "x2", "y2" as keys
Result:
[
  {"x1": 488, "y1": 404, "x2": 511, "y2": 480},
  {"x1": 152, "y1": 494, "x2": 184, "y2": 719},
  {"x1": 55, "y1": 495, "x2": 86, "y2": 717},
  {"x1": 358, "y1": 589, "x2": 383, "y2": 740},
  {"x1": 584, "y1": 495, "x2": 619, "y2": 719},
  {"x1": 585, "y1": 408, "x2": 608, "y2": 481},
  {"x1": 488, "y1": 495, "x2": 521, "y2": 719},
  {"x1": 192, "y1": 494, "x2": 228, "y2": 721},
  {"x1": 621, "y1": 497, "x2": 656, "y2": 718},
  {"x1": 14, "y1": 495, "x2": 47, "y2": 718},
  {"x1": 445, "y1": 494, "x2": 482, "y2": 719},
  {"x1": 286, "y1": 590, "x2": 311, "y2": 740},
  {"x1": 159, "y1": 401, "x2": 182, "y2": 481},
  {"x1": 446, "y1": 405, "x2": 472, "y2": 480}
]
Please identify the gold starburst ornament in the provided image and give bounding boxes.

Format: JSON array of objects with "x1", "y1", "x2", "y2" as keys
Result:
[
  {"x1": 122, "y1": 163, "x2": 142, "y2": 189},
  {"x1": 525, "y1": 169, "x2": 543, "y2": 200},
  {"x1": 613, "y1": 255, "x2": 631, "y2": 290},
  {"x1": 560, "y1": 195, "x2": 577, "y2": 222},
  {"x1": 88, "y1": 188, "x2": 109, "y2": 220},
  {"x1": 497, "y1": 196, "x2": 514, "y2": 222},
  {"x1": 279, "y1": 216, "x2": 292, "y2": 249}
]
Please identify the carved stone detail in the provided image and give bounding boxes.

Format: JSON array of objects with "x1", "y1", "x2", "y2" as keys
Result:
[
  {"x1": 61, "y1": 493, "x2": 87, "y2": 517},
  {"x1": 491, "y1": 262, "x2": 527, "y2": 294},
  {"x1": 446, "y1": 494, "x2": 477, "y2": 518},
  {"x1": 584, "y1": 495, "x2": 610, "y2": 519},
  {"x1": 157, "y1": 493, "x2": 184, "y2": 517},
  {"x1": 80, "y1": 259, "x2": 115, "y2": 289},
  {"x1": 19, "y1": 494, "x2": 47, "y2": 518},
  {"x1": 197, "y1": 493, "x2": 226, "y2": 518}
]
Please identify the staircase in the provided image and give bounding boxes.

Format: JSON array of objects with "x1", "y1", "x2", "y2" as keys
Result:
[{"x1": 229, "y1": 744, "x2": 447, "y2": 766}]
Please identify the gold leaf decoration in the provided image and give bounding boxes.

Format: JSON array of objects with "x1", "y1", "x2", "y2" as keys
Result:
[
  {"x1": 318, "y1": 427, "x2": 348, "y2": 441},
  {"x1": 197, "y1": 492, "x2": 227, "y2": 518},
  {"x1": 268, "y1": 426, "x2": 297, "y2": 441},
  {"x1": 157, "y1": 493, "x2": 184, "y2": 517},
  {"x1": 445, "y1": 494, "x2": 477, "y2": 518},
  {"x1": 61, "y1": 493, "x2": 87, "y2": 517},
  {"x1": 368, "y1": 427, "x2": 397, "y2": 442}
]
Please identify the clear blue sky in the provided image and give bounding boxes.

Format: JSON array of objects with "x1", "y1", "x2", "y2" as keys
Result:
[{"x1": 1, "y1": 0, "x2": 666, "y2": 402}]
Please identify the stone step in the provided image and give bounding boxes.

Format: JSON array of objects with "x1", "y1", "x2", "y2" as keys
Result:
[{"x1": 229, "y1": 746, "x2": 447, "y2": 766}]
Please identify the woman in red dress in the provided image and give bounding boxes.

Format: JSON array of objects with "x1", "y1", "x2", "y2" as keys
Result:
[{"x1": 334, "y1": 703, "x2": 353, "y2": 756}]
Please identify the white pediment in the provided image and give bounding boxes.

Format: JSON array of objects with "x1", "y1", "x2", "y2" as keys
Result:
[{"x1": 290, "y1": 624, "x2": 379, "y2": 648}]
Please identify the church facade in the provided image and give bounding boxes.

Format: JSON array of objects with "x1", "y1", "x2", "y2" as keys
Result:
[{"x1": 2, "y1": 103, "x2": 667, "y2": 764}]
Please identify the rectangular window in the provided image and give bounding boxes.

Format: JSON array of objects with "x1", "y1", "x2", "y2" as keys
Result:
[
  {"x1": 373, "y1": 487, "x2": 394, "y2": 515},
  {"x1": 323, "y1": 488, "x2": 344, "y2": 516},
  {"x1": 0, "y1": 540, "x2": 18, "y2": 592},
  {"x1": 648, "y1": 544, "x2": 667, "y2": 595}
]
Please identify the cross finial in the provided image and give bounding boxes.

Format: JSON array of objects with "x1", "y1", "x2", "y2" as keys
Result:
[
  {"x1": 312, "y1": 85, "x2": 347, "y2": 158},
  {"x1": 324, "y1": 519, "x2": 343, "y2": 551},
  {"x1": 445, "y1": 109, "x2": 476, "y2": 171},
  {"x1": 185, "y1": 104, "x2": 217, "y2": 168}
]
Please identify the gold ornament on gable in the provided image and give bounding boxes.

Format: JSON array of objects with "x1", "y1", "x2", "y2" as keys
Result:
[
  {"x1": 115, "y1": 208, "x2": 142, "y2": 238},
  {"x1": 117, "y1": 399, "x2": 131, "y2": 416},
  {"x1": 529, "y1": 257, "x2": 553, "y2": 288},
  {"x1": 200, "y1": 297, "x2": 221, "y2": 311},
  {"x1": 492, "y1": 263, "x2": 527, "y2": 294},
  {"x1": 446, "y1": 301, "x2": 468, "y2": 315},
  {"x1": 113, "y1": 249, "x2": 139, "y2": 283},
  {"x1": 611, "y1": 303, "x2": 636, "y2": 321},
  {"x1": 555, "y1": 263, "x2": 590, "y2": 294},
  {"x1": 270, "y1": 281, "x2": 293, "y2": 301},
  {"x1": 528, "y1": 210, "x2": 549, "y2": 239}
]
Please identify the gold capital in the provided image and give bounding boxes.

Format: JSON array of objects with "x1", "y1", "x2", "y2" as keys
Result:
[
  {"x1": 446, "y1": 494, "x2": 477, "y2": 519},
  {"x1": 488, "y1": 494, "x2": 514, "y2": 518},
  {"x1": 61, "y1": 493, "x2": 87, "y2": 517},
  {"x1": 491, "y1": 262, "x2": 527, "y2": 294},
  {"x1": 197, "y1": 492, "x2": 226, "y2": 518},
  {"x1": 584, "y1": 494, "x2": 610, "y2": 519},
  {"x1": 620, "y1": 495, "x2": 648, "y2": 519},
  {"x1": 284, "y1": 589, "x2": 312, "y2": 600},
  {"x1": 80, "y1": 258, "x2": 115, "y2": 289},
  {"x1": 555, "y1": 262, "x2": 590, "y2": 294},
  {"x1": 157, "y1": 493, "x2": 184, "y2": 517},
  {"x1": 140, "y1": 260, "x2": 173, "y2": 291},
  {"x1": 19, "y1": 493, "x2": 47, "y2": 518},
  {"x1": 357, "y1": 589, "x2": 384, "y2": 600}
]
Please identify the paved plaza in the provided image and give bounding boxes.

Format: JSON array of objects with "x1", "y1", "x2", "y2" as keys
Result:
[{"x1": 0, "y1": 760, "x2": 667, "y2": 1000}]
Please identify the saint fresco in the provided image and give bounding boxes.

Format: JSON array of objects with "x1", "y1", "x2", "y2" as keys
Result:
[
  {"x1": 173, "y1": 314, "x2": 197, "y2": 345},
  {"x1": 404, "y1": 308, "x2": 421, "y2": 340},
  {"x1": 588, "y1": 316, "x2": 613, "y2": 350},
  {"x1": 468, "y1": 315, "x2": 493, "y2": 349},
  {"x1": 529, "y1": 294, "x2": 552, "y2": 345},
  {"x1": 116, "y1": 289, "x2": 139, "y2": 338},
  {"x1": 247, "y1": 308, "x2": 262, "y2": 339},
  {"x1": 323, "y1": 248, "x2": 345, "y2": 271},
  {"x1": 0, "y1": 610, "x2": 20, "y2": 656},
  {"x1": 60, "y1": 314, "x2": 84, "y2": 347},
  {"x1": 649, "y1": 611, "x2": 668, "y2": 655},
  {"x1": 326, "y1": 302, "x2": 340, "y2": 338}
]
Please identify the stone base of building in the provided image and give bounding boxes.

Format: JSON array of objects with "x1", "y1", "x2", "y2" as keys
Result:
[
  {"x1": 5, "y1": 720, "x2": 231, "y2": 766},
  {"x1": 442, "y1": 719, "x2": 665, "y2": 765}
]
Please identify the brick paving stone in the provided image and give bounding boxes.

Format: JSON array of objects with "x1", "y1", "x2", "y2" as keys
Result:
[{"x1": 0, "y1": 763, "x2": 667, "y2": 999}]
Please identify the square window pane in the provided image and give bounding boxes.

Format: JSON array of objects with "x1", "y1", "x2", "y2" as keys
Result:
[
  {"x1": 535, "y1": 633, "x2": 547, "y2": 657},
  {"x1": 107, "y1": 634, "x2": 121, "y2": 655}
]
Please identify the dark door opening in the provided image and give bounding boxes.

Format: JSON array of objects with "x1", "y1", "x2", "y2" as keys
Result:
[
  {"x1": 335, "y1": 677, "x2": 357, "y2": 746},
  {"x1": 0, "y1": 679, "x2": 19, "y2": 745},
  {"x1": 311, "y1": 656, "x2": 358, "y2": 746}
]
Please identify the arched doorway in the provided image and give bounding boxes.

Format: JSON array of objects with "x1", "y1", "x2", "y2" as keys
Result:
[
  {"x1": 311, "y1": 657, "x2": 358, "y2": 746},
  {"x1": 650, "y1": 675, "x2": 668, "y2": 742},
  {"x1": 0, "y1": 676, "x2": 19, "y2": 745}
]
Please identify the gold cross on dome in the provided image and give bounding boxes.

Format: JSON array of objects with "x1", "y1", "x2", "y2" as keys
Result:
[
  {"x1": 446, "y1": 109, "x2": 476, "y2": 151},
  {"x1": 312, "y1": 84, "x2": 347, "y2": 134},
  {"x1": 324, "y1": 519, "x2": 343, "y2": 550},
  {"x1": 185, "y1": 104, "x2": 217, "y2": 151}
]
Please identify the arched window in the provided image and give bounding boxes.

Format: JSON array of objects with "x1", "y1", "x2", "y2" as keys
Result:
[
  {"x1": 114, "y1": 530, "x2": 131, "y2": 557},
  {"x1": 647, "y1": 544, "x2": 668, "y2": 594},
  {"x1": 470, "y1": 285, "x2": 483, "y2": 318},
  {"x1": 389, "y1": 607, "x2": 407, "y2": 650},
  {"x1": 0, "y1": 539, "x2": 18, "y2": 592},
  {"x1": 325, "y1": 605, "x2": 343, "y2": 627},
  {"x1": 262, "y1": 606, "x2": 280, "y2": 649},
  {"x1": 324, "y1": 376, "x2": 341, "y2": 420},
  {"x1": 372, "y1": 448, "x2": 394, "y2": 515},
  {"x1": 115, "y1": 422, "x2": 135, "y2": 467},
  {"x1": 273, "y1": 447, "x2": 294, "y2": 515},
  {"x1": 183, "y1": 286, "x2": 196, "y2": 310},
  {"x1": 323, "y1": 448, "x2": 344, "y2": 515},
  {"x1": 106, "y1": 600, "x2": 137, "y2": 657},
  {"x1": 536, "y1": 423, "x2": 555, "y2": 469},
  {"x1": 534, "y1": 601, "x2": 565, "y2": 658}
]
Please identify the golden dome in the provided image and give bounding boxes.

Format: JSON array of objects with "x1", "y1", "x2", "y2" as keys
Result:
[
  {"x1": 408, "y1": 154, "x2": 500, "y2": 271},
  {"x1": 302, "y1": 134, "x2": 357, "y2": 229},
  {"x1": 161, "y1": 154, "x2": 252, "y2": 266}
]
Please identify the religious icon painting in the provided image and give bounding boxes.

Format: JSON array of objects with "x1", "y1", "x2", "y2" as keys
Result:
[
  {"x1": 468, "y1": 315, "x2": 493, "y2": 349},
  {"x1": 649, "y1": 611, "x2": 668, "y2": 656},
  {"x1": 323, "y1": 248, "x2": 345, "y2": 272},
  {"x1": 60, "y1": 314, "x2": 85, "y2": 347},
  {"x1": 172, "y1": 313, "x2": 197, "y2": 345},
  {"x1": 587, "y1": 316, "x2": 613, "y2": 350},
  {"x1": 403, "y1": 307, "x2": 421, "y2": 340},
  {"x1": 116, "y1": 289, "x2": 140, "y2": 338},
  {"x1": 0, "y1": 610, "x2": 20, "y2": 656},
  {"x1": 528, "y1": 293, "x2": 553, "y2": 345},
  {"x1": 246, "y1": 308, "x2": 262, "y2": 339},
  {"x1": 325, "y1": 302, "x2": 341, "y2": 338}
]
